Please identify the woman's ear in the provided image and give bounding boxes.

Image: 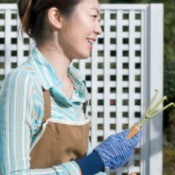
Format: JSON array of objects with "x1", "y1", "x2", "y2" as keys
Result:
[{"x1": 47, "y1": 7, "x2": 63, "y2": 29}]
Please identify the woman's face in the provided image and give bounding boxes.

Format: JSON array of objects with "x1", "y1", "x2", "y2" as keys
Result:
[{"x1": 59, "y1": 0, "x2": 102, "y2": 60}]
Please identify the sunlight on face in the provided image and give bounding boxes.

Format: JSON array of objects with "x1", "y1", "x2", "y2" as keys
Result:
[{"x1": 59, "y1": 0, "x2": 102, "y2": 59}]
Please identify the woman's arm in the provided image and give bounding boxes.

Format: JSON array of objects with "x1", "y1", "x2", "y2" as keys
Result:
[
  {"x1": 0, "y1": 69, "x2": 81, "y2": 175},
  {"x1": 86, "y1": 141, "x2": 107, "y2": 175}
]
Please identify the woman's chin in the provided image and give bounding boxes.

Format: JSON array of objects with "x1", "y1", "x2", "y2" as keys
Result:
[{"x1": 77, "y1": 52, "x2": 91, "y2": 60}]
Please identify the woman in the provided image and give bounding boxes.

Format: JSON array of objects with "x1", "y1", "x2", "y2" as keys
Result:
[{"x1": 0, "y1": 0, "x2": 142, "y2": 174}]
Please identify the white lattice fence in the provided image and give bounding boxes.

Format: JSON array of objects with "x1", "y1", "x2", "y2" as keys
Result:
[{"x1": 0, "y1": 3, "x2": 163, "y2": 175}]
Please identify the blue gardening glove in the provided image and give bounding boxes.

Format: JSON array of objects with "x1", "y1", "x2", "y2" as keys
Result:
[
  {"x1": 77, "y1": 129, "x2": 142, "y2": 175},
  {"x1": 94, "y1": 129, "x2": 142, "y2": 169}
]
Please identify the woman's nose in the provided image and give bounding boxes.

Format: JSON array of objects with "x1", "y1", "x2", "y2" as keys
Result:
[{"x1": 95, "y1": 23, "x2": 103, "y2": 35}]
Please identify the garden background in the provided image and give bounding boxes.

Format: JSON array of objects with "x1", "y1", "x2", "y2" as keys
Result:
[{"x1": 0, "y1": 0, "x2": 174, "y2": 174}]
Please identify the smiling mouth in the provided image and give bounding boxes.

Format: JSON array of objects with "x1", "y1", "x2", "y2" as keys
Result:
[{"x1": 86, "y1": 38, "x2": 96, "y2": 45}]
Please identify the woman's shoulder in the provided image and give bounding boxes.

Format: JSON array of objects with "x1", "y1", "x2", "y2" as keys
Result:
[{"x1": 2, "y1": 61, "x2": 38, "y2": 89}]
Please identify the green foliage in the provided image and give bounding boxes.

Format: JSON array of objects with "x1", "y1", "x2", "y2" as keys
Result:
[
  {"x1": 164, "y1": 110, "x2": 175, "y2": 145},
  {"x1": 164, "y1": 60, "x2": 175, "y2": 101},
  {"x1": 0, "y1": 0, "x2": 17, "y2": 2},
  {"x1": 163, "y1": 146, "x2": 175, "y2": 175}
]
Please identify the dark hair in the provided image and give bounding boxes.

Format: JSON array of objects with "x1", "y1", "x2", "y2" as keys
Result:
[{"x1": 18, "y1": 0, "x2": 83, "y2": 43}]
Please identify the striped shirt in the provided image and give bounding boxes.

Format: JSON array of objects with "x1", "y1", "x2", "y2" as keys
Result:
[{"x1": 0, "y1": 47, "x2": 106, "y2": 175}]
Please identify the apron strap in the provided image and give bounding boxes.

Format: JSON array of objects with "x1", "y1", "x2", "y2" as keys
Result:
[
  {"x1": 41, "y1": 87, "x2": 89, "y2": 122},
  {"x1": 42, "y1": 87, "x2": 51, "y2": 123}
]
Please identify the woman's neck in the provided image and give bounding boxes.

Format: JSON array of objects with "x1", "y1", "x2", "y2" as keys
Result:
[{"x1": 37, "y1": 42, "x2": 72, "y2": 84}]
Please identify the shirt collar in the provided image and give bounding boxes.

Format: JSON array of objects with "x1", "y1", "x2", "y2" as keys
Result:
[{"x1": 68, "y1": 66, "x2": 86, "y2": 91}]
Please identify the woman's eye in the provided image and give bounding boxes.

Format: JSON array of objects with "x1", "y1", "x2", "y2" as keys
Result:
[{"x1": 92, "y1": 15, "x2": 98, "y2": 18}]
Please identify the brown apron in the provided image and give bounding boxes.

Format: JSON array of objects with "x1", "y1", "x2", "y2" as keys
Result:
[{"x1": 30, "y1": 88, "x2": 90, "y2": 169}]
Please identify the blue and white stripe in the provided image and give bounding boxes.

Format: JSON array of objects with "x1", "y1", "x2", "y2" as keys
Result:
[{"x1": 0, "y1": 47, "x2": 106, "y2": 175}]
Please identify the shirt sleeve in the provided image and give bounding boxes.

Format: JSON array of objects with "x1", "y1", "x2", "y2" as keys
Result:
[{"x1": 0, "y1": 70, "x2": 81, "y2": 175}]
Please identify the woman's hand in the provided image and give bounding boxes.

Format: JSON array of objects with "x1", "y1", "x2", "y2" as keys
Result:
[
  {"x1": 76, "y1": 129, "x2": 142, "y2": 175},
  {"x1": 94, "y1": 129, "x2": 142, "y2": 169}
]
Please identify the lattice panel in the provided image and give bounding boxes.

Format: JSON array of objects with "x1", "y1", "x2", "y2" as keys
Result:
[
  {"x1": 0, "y1": 9, "x2": 6, "y2": 87},
  {"x1": 72, "y1": 9, "x2": 144, "y2": 175},
  {"x1": 0, "y1": 5, "x2": 33, "y2": 88},
  {"x1": 0, "y1": 4, "x2": 164, "y2": 175}
]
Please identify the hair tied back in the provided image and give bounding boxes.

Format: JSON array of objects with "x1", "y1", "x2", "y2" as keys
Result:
[{"x1": 19, "y1": 0, "x2": 33, "y2": 36}]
